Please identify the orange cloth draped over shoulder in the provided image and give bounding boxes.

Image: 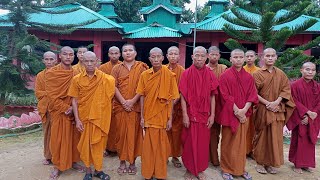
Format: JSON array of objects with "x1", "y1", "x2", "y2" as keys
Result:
[
  {"x1": 111, "y1": 61, "x2": 148, "y2": 164},
  {"x1": 35, "y1": 69, "x2": 51, "y2": 160},
  {"x1": 252, "y1": 67, "x2": 295, "y2": 167},
  {"x1": 99, "y1": 61, "x2": 121, "y2": 75},
  {"x1": 243, "y1": 64, "x2": 260, "y2": 155},
  {"x1": 166, "y1": 64, "x2": 184, "y2": 158},
  {"x1": 137, "y1": 66, "x2": 180, "y2": 179},
  {"x1": 68, "y1": 69, "x2": 115, "y2": 171},
  {"x1": 46, "y1": 64, "x2": 81, "y2": 171},
  {"x1": 73, "y1": 62, "x2": 86, "y2": 75}
]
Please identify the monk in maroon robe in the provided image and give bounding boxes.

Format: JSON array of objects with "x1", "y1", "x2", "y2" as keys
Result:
[
  {"x1": 180, "y1": 46, "x2": 219, "y2": 180},
  {"x1": 219, "y1": 49, "x2": 259, "y2": 180},
  {"x1": 287, "y1": 62, "x2": 320, "y2": 174}
]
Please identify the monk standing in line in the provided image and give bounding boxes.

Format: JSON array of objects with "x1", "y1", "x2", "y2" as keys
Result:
[
  {"x1": 166, "y1": 46, "x2": 185, "y2": 168},
  {"x1": 180, "y1": 46, "x2": 219, "y2": 180},
  {"x1": 252, "y1": 48, "x2": 295, "y2": 174},
  {"x1": 73, "y1": 46, "x2": 88, "y2": 75},
  {"x1": 137, "y1": 47, "x2": 179, "y2": 180},
  {"x1": 99, "y1": 46, "x2": 121, "y2": 156},
  {"x1": 35, "y1": 51, "x2": 57, "y2": 165},
  {"x1": 69, "y1": 51, "x2": 115, "y2": 180},
  {"x1": 219, "y1": 49, "x2": 258, "y2": 180},
  {"x1": 46, "y1": 46, "x2": 84, "y2": 179},
  {"x1": 206, "y1": 46, "x2": 227, "y2": 166},
  {"x1": 111, "y1": 44, "x2": 148, "y2": 175},
  {"x1": 243, "y1": 50, "x2": 260, "y2": 157},
  {"x1": 287, "y1": 62, "x2": 320, "y2": 174}
]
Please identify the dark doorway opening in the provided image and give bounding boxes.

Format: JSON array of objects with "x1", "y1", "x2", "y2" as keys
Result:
[
  {"x1": 60, "y1": 40, "x2": 93, "y2": 65},
  {"x1": 186, "y1": 42, "x2": 211, "y2": 68},
  {"x1": 135, "y1": 42, "x2": 178, "y2": 67},
  {"x1": 101, "y1": 41, "x2": 127, "y2": 63},
  {"x1": 219, "y1": 43, "x2": 258, "y2": 60}
]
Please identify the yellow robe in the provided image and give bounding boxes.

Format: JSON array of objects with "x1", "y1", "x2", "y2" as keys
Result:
[
  {"x1": 73, "y1": 62, "x2": 86, "y2": 76},
  {"x1": 68, "y1": 69, "x2": 115, "y2": 170},
  {"x1": 99, "y1": 61, "x2": 121, "y2": 75}
]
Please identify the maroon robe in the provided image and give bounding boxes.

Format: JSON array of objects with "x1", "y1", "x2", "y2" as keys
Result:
[
  {"x1": 219, "y1": 67, "x2": 259, "y2": 133},
  {"x1": 287, "y1": 78, "x2": 320, "y2": 168},
  {"x1": 179, "y1": 64, "x2": 219, "y2": 176}
]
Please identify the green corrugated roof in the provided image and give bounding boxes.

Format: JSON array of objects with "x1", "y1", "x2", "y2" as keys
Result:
[
  {"x1": 120, "y1": 23, "x2": 146, "y2": 33},
  {"x1": 0, "y1": 3, "x2": 122, "y2": 30},
  {"x1": 124, "y1": 23, "x2": 182, "y2": 39},
  {"x1": 140, "y1": 4, "x2": 182, "y2": 15},
  {"x1": 208, "y1": 0, "x2": 229, "y2": 5},
  {"x1": 196, "y1": 8, "x2": 320, "y2": 33}
]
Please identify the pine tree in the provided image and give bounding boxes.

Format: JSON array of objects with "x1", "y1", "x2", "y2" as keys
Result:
[
  {"x1": 222, "y1": 0, "x2": 320, "y2": 78},
  {"x1": 0, "y1": 0, "x2": 95, "y2": 109}
]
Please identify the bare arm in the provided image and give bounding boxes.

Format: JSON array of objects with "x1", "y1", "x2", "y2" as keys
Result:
[
  {"x1": 180, "y1": 94, "x2": 190, "y2": 128},
  {"x1": 140, "y1": 96, "x2": 145, "y2": 128},
  {"x1": 72, "y1": 98, "x2": 84, "y2": 132},
  {"x1": 114, "y1": 87, "x2": 126, "y2": 104},
  {"x1": 207, "y1": 94, "x2": 216, "y2": 128}
]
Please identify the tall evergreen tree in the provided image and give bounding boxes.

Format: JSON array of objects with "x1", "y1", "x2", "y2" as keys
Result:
[{"x1": 222, "y1": 0, "x2": 320, "y2": 78}]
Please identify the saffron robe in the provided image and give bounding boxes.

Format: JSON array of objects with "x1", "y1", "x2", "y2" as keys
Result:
[
  {"x1": 72, "y1": 62, "x2": 86, "y2": 75},
  {"x1": 243, "y1": 64, "x2": 260, "y2": 155},
  {"x1": 287, "y1": 78, "x2": 320, "y2": 168},
  {"x1": 207, "y1": 63, "x2": 227, "y2": 166},
  {"x1": 137, "y1": 66, "x2": 179, "y2": 179},
  {"x1": 166, "y1": 64, "x2": 185, "y2": 158},
  {"x1": 219, "y1": 67, "x2": 258, "y2": 176},
  {"x1": 179, "y1": 65, "x2": 219, "y2": 176},
  {"x1": 68, "y1": 69, "x2": 115, "y2": 171},
  {"x1": 111, "y1": 61, "x2": 148, "y2": 164},
  {"x1": 46, "y1": 64, "x2": 81, "y2": 171},
  {"x1": 35, "y1": 69, "x2": 51, "y2": 160},
  {"x1": 252, "y1": 67, "x2": 295, "y2": 167},
  {"x1": 99, "y1": 60, "x2": 121, "y2": 152}
]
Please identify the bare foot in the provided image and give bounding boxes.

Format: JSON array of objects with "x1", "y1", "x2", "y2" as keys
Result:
[
  {"x1": 184, "y1": 170, "x2": 197, "y2": 180},
  {"x1": 42, "y1": 159, "x2": 52, "y2": 165},
  {"x1": 72, "y1": 163, "x2": 85, "y2": 173},
  {"x1": 302, "y1": 167, "x2": 313, "y2": 173},
  {"x1": 171, "y1": 157, "x2": 182, "y2": 168},
  {"x1": 293, "y1": 167, "x2": 303, "y2": 174},
  {"x1": 117, "y1": 161, "x2": 127, "y2": 175},
  {"x1": 198, "y1": 172, "x2": 207, "y2": 180},
  {"x1": 49, "y1": 168, "x2": 60, "y2": 180},
  {"x1": 128, "y1": 164, "x2": 137, "y2": 175}
]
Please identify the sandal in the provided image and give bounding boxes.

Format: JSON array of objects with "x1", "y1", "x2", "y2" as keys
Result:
[
  {"x1": 293, "y1": 168, "x2": 303, "y2": 174},
  {"x1": 242, "y1": 172, "x2": 252, "y2": 180},
  {"x1": 128, "y1": 165, "x2": 137, "y2": 175},
  {"x1": 43, "y1": 159, "x2": 52, "y2": 165},
  {"x1": 49, "y1": 169, "x2": 60, "y2": 180},
  {"x1": 265, "y1": 166, "x2": 277, "y2": 174},
  {"x1": 255, "y1": 164, "x2": 267, "y2": 174},
  {"x1": 302, "y1": 167, "x2": 313, "y2": 173},
  {"x1": 198, "y1": 172, "x2": 207, "y2": 180},
  {"x1": 171, "y1": 158, "x2": 182, "y2": 168},
  {"x1": 222, "y1": 173, "x2": 234, "y2": 180},
  {"x1": 117, "y1": 164, "x2": 127, "y2": 175},
  {"x1": 83, "y1": 173, "x2": 93, "y2": 180},
  {"x1": 72, "y1": 163, "x2": 86, "y2": 173},
  {"x1": 94, "y1": 171, "x2": 110, "y2": 180},
  {"x1": 184, "y1": 171, "x2": 196, "y2": 180}
]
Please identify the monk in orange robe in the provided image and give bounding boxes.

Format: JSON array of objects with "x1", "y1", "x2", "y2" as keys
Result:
[
  {"x1": 46, "y1": 46, "x2": 84, "y2": 180},
  {"x1": 252, "y1": 48, "x2": 295, "y2": 174},
  {"x1": 180, "y1": 46, "x2": 219, "y2": 180},
  {"x1": 73, "y1": 46, "x2": 88, "y2": 75},
  {"x1": 206, "y1": 46, "x2": 227, "y2": 166},
  {"x1": 137, "y1": 47, "x2": 179, "y2": 180},
  {"x1": 99, "y1": 46, "x2": 121, "y2": 156},
  {"x1": 35, "y1": 51, "x2": 57, "y2": 165},
  {"x1": 68, "y1": 51, "x2": 115, "y2": 180},
  {"x1": 219, "y1": 49, "x2": 258, "y2": 180},
  {"x1": 243, "y1": 50, "x2": 260, "y2": 157},
  {"x1": 111, "y1": 44, "x2": 148, "y2": 175},
  {"x1": 165, "y1": 46, "x2": 185, "y2": 168}
]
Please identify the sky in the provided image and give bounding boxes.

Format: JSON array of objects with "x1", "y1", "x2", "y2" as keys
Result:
[{"x1": 185, "y1": 0, "x2": 208, "y2": 11}]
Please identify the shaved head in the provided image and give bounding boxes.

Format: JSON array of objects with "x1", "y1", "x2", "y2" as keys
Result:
[
  {"x1": 167, "y1": 46, "x2": 179, "y2": 54},
  {"x1": 149, "y1": 47, "x2": 163, "y2": 56},
  {"x1": 208, "y1": 46, "x2": 220, "y2": 53},
  {"x1": 109, "y1": 46, "x2": 120, "y2": 53},
  {"x1": 300, "y1": 61, "x2": 316, "y2": 81},
  {"x1": 59, "y1": 46, "x2": 74, "y2": 66},
  {"x1": 301, "y1": 62, "x2": 316, "y2": 69},
  {"x1": 263, "y1": 48, "x2": 276, "y2": 55},
  {"x1": 193, "y1": 46, "x2": 207, "y2": 54},
  {"x1": 245, "y1": 50, "x2": 256, "y2": 55},
  {"x1": 83, "y1": 51, "x2": 98, "y2": 73},
  {"x1": 83, "y1": 51, "x2": 97, "y2": 60},
  {"x1": 60, "y1": 46, "x2": 74, "y2": 54},
  {"x1": 231, "y1": 49, "x2": 244, "y2": 57},
  {"x1": 43, "y1": 51, "x2": 57, "y2": 69},
  {"x1": 43, "y1": 51, "x2": 56, "y2": 59}
]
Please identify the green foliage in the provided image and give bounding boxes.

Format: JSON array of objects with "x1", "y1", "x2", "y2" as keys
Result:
[
  {"x1": 222, "y1": 0, "x2": 320, "y2": 78},
  {"x1": 5, "y1": 93, "x2": 37, "y2": 106},
  {"x1": 305, "y1": 0, "x2": 320, "y2": 17},
  {"x1": 219, "y1": 58, "x2": 232, "y2": 67}
]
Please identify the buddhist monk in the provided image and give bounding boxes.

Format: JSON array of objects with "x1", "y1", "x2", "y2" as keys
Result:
[
  {"x1": 252, "y1": 48, "x2": 295, "y2": 174},
  {"x1": 46, "y1": 46, "x2": 84, "y2": 180},
  {"x1": 111, "y1": 44, "x2": 148, "y2": 175},
  {"x1": 137, "y1": 47, "x2": 179, "y2": 180},
  {"x1": 243, "y1": 50, "x2": 260, "y2": 157},
  {"x1": 68, "y1": 51, "x2": 115, "y2": 180},
  {"x1": 206, "y1": 46, "x2": 227, "y2": 166},
  {"x1": 180, "y1": 46, "x2": 219, "y2": 180},
  {"x1": 287, "y1": 62, "x2": 320, "y2": 174},
  {"x1": 99, "y1": 46, "x2": 121, "y2": 75},
  {"x1": 35, "y1": 51, "x2": 57, "y2": 165},
  {"x1": 165, "y1": 46, "x2": 185, "y2": 168},
  {"x1": 219, "y1": 49, "x2": 258, "y2": 180},
  {"x1": 73, "y1": 46, "x2": 88, "y2": 75}
]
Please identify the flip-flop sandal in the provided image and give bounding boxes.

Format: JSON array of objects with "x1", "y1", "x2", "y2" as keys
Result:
[
  {"x1": 265, "y1": 166, "x2": 277, "y2": 174},
  {"x1": 242, "y1": 172, "x2": 252, "y2": 180},
  {"x1": 171, "y1": 158, "x2": 182, "y2": 168},
  {"x1": 293, "y1": 168, "x2": 303, "y2": 174},
  {"x1": 198, "y1": 172, "x2": 208, "y2": 180},
  {"x1": 222, "y1": 173, "x2": 234, "y2": 180},
  {"x1": 94, "y1": 171, "x2": 110, "y2": 180},
  {"x1": 128, "y1": 165, "x2": 137, "y2": 175},
  {"x1": 83, "y1": 173, "x2": 93, "y2": 180},
  {"x1": 49, "y1": 169, "x2": 60, "y2": 180},
  {"x1": 72, "y1": 164, "x2": 86, "y2": 173},
  {"x1": 117, "y1": 165, "x2": 127, "y2": 175},
  {"x1": 302, "y1": 167, "x2": 313, "y2": 173},
  {"x1": 43, "y1": 159, "x2": 52, "y2": 165},
  {"x1": 255, "y1": 165, "x2": 267, "y2": 174}
]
